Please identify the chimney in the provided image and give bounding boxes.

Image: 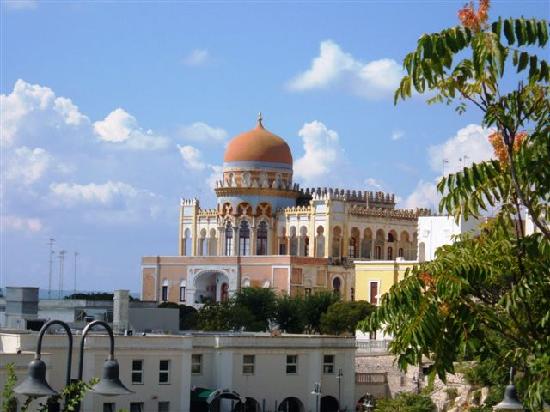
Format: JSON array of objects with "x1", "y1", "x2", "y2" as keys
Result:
[{"x1": 113, "y1": 289, "x2": 129, "y2": 334}]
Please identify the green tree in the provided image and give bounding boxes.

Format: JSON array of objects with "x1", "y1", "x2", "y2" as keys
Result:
[
  {"x1": 362, "y1": 2, "x2": 549, "y2": 408},
  {"x1": 320, "y1": 300, "x2": 374, "y2": 336},
  {"x1": 1, "y1": 363, "x2": 17, "y2": 412},
  {"x1": 233, "y1": 287, "x2": 277, "y2": 331},
  {"x1": 374, "y1": 392, "x2": 436, "y2": 412},
  {"x1": 274, "y1": 294, "x2": 305, "y2": 333},
  {"x1": 302, "y1": 291, "x2": 339, "y2": 334},
  {"x1": 196, "y1": 301, "x2": 255, "y2": 331}
]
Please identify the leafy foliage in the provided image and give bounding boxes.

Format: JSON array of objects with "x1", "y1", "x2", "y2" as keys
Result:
[
  {"x1": 233, "y1": 287, "x2": 277, "y2": 331},
  {"x1": 21, "y1": 378, "x2": 98, "y2": 412},
  {"x1": 302, "y1": 291, "x2": 340, "y2": 334},
  {"x1": 274, "y1": 294, "x2": 305, "y2": 333},
  {"x1": 374, "y1": 392, "x2": 436, "y2": 412},
  {"x1": 320, "y1": 300, "x2": 374, "y2": 336},
  {"x1": 1, "y1": 363, "x2": 17, "y2": 412},
  {"x1": 363, "y1": 4, "x2": 549, "y2": 409}
]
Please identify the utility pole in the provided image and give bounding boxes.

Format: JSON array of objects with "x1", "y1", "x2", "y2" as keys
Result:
[
  {"x1": 58, "y1": 250, "x2": 66, "y2": 299},
  {"x1": 73, "y1": 251, "x2": 79, "y2": 293},
  {"x1": 47, "y1": 238, "x2": 55, "y2": 299}
]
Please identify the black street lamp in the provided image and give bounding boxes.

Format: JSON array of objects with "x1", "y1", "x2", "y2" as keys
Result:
[
  {"x1": 14, "y1": 319, "x2": 132, "y2": 411},
  {"x1": 493, "y1": 368, "x2": 525, "y2": 411}
]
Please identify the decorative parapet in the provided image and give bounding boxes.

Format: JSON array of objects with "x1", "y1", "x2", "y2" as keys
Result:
[
  {"x1": 180, "y1": 198, "x2": 199, "y2": 207},
  {"x1": 276, "y1": 205, "x2": 313, "y2": 215},
  {"x1": 349, "y1": 205, "x2": 431, "y2": 220},
  {"x1": 214, "y1": 186, "x2": 301, "y2": 199},
  {"x1": 300, "y1": 187, "x2": 396, "y2": 208},
  {"x1": 197, "y1": 209, "x2": 217, "y2": 217}
]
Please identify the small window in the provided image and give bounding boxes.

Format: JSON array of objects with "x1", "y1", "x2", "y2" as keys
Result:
[
  {"x1": 103, "y1": 403, "x2": 115, "y2": 412},
  {"x1": 131, "y1": 360, "x2": 143, "y2": 384},
  {"x1": 279, "y1": 243, "x2": 287, "y2": 255},
  {"x1": 159, "y1": 360, "x2": 170, "y2": 384},
  {"x1": 286, "y1": 355, "x2": 298, "y2": 374},
  {"x1": 242, "y1": 354, "x2": 255, "y2": 374},
  {"x1": 179, "y1": 286, "x2": 186, "y2": 302},
  {"x1": 130, "y1": 403, "x2": 144, "y2": 412},
  {"x1": 161, "y1": 286, "x2": 168, "y2": 302},
  {"x1": 323, "y1": 354, "x2": 335, "y2": 374},
  {"x1": 192, "y1": 354, "x2": 202, "y2": 374},
  {"x1": 158, "y1": 401, "x2": 170, "y2": 412}
]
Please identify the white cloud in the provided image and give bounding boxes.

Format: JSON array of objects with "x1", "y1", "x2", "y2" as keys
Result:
[
  {"x1": 287, "y1": 40, "x2": 402, "y2": 99},
  {"x1": 403, "y1": 124, "x2": 495, "y2": 210},
  {"x1": 1, "y1": 215, "x2": 42, "y2": 233},
  {"x1": 206, "y1": 165, "x2": 223, "y2": 189},
  {"x1": 391, "y1": 130, "x2": 405, "y2": 141},
  {"x1": 178, "y1": 122, "x2": 228, "y2": 142},
  {"x1": 5, "y1": 146, "x2": 53, "y2": 185},
  {"x1": 49, "y1": 181, "x2": 139, "y2": 206},
  {"x1": 294, "y1": 121, "x2": 345, "y2": 184},
  {"x1": 4, "y1": 0, "x2": 38, "y2": 10},
  {"x1": 365, "y1": 177, "x2": 383, "y2": 190},
  {"x1": 93, "y1": 108, "x2": 169, "y2": 150},
  {"x1": 402, "y1": 180, "x2": 438, "y2": 210},
  {"x1": 178, "y1": 145, "x2": 207, "y2": 171},
  {"x1": 0, "y1": 79, "x2": 88, "y2": 146},
  {"x1": 428, "y1": 124, "x2": 494, "y2": 174},
  {"x1": 183, "y1": 49, "x2": 210, "y2": 66}
]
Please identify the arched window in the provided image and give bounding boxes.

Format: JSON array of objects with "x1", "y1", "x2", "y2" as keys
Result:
[
  {"x1": 362, "y1": 228, "x2": 373, "y2": 259},
  {"x1": 388, "y1": 232, "x2": 395, "y2": 242},
  {"x1": 348, "y1": 237, "x2": 357, "y2": 258},
  {"x1": 239, "y1": 220, "x2": 250, "y2": 256},
  {"x1": 387, "y1": 247, "x2": 393, "y2": 260},
  {"x1": 256, "y1": 221, "x2": 268, "y2": 255},
  {"x1": 199, "y1": 229, "x2": 207, "y2": 256},
  {"x1": 289, "y1": 227, "x2": 298, "y2": 256},
  {"x1": 375, "y1": 245, "x2": 382, "y2": 260},
  {"x1": 184, "y1": 228, "x2": 192, "y2": 256},
  {"x1": 398, "y1": 248, "x2": 404, "y2": 258},
  {"x1": 209, "y1": 228, "x2": 217, "y2": 257},
  {"x1": 332, "y1": 227, "x2": 342, "y2": 258},
  {"x1": 332, "y1": 277, "x2": 341, "y2": 296},
  {"x1": 304, "y1": 236, "x2": 310, "y2": 257},
  {"x1": 224, "y1": 222, "x2": 233, "y2": 256},
  {"x1": 316, "y1": 226, "x2": 325, "y2": 258}
]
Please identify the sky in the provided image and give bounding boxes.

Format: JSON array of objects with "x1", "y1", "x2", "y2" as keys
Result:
[{"x1": 1, "y1": 0, "x2": 548, "y2": 294}]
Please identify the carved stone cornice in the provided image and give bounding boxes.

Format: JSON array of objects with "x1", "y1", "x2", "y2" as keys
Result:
[{"x1": 214, "y1": 187, "x2": 301, "y2": 199}]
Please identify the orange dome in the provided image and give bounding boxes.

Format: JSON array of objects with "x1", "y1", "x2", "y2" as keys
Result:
[{"x1": 224, "y1": 118, "x2": 292, "y2": 165}]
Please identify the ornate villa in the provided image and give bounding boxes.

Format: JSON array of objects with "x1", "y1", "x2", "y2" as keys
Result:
[{"x1": 141, "y1": 115, "x2": 430, "y2": 306}]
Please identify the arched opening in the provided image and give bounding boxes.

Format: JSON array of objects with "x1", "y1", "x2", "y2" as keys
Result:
[
  {"x1": 279, "y1": 227, "x2": 287, "y2": 255},
  {"x1": 332, "y1": 277, "x2": 342, "y2": 296},
  {"x1": 256, "y1": 221, "x2": 268, "y2": 255},
  {"x1": 349, "y1": 227, "x2": 360, "y2": 258},
  {"x1": 184, "y1": 228, "x2": 192, "y2": 256},
  {"x1": 234, "y1": 397, "x2": 261, "y2": 412},
  {"x1": 387, "y1": 246, "x2": 393, "y2": 260},
  {"x1": 199, "y1": 229, "x2": 207, "y2": 256},
  {"x1": 207, "y1": 389, "x2": 245, "y2": 412},
  {"x1": 277, "y1": 397, "x2": 304, "y2": 412},
  {"x1": 398, "y1": 248, "x2": 404, "y2": 258},
  {"x1": 194, "y1": 271, "x2": 230, "y2": 304},
  {"x1": 300, "y1": 226, "x2": 309, "y2": 257},
  {"x1": 332, "y1": 226, "x2": 342, "y2": 258},
  {"x1": 375, "y1": 245, "x2": 382, "y2": 260},
  {"x1": 320, "y1": 396, "x2": 339, "y2": 412},
  {"x1": 361, "y1": 228, "x2": 372, "y2": 259},
  {"x1": 316, "y1": 226, "x2": 325, "y2": 258},
  {"x1": 388, "y1": 230, "x2": 397, "y2": 243},
  {"x1": 209, "y1": 228, "x2": 217, "y2": 257},
  {"x1": 289, "y1": 226, "x2": 298, "y2": 256},
  {"x1": 239, "y1": 221, "x2": 250, "y2": 256},
  {"x1": 375, "y1": 229, "x2": 385, "y2": 260},
  {"x1": 224, "y1": 222, "x2": 233, "y2": 256}
]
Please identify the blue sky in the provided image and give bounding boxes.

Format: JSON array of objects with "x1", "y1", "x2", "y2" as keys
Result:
[{"x1": 1, "y1": 0, "x2": 548, "y2": 293}]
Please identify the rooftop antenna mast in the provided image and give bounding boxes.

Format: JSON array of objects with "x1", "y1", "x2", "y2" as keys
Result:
[
  {"x1": 47, "y1": 238, "x2": 55, "y2": 299},
  {"x1": 73, "y1": 251, "x2": 79, "y2": 293},
  {"x1": 58, "y1": 250, "x2": 66, "y2": 299}
]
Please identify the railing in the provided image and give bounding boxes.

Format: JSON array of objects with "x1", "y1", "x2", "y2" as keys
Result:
[
  {"x1": 356, "y1": 339, "x2": 391, "y2": 353},
  {"x1": 356, "y1": 372, "x2": 388, "y2": 384}
]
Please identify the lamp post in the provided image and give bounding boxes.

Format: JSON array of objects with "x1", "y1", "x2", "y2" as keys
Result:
[
  {"x1": 14, "y1": 319, "x2": 132, "y2": 412},
  {"x1": 493, "y1": 368, "x2": 525, "y2": 411},
  {"x1": 311, "y1": 382, "x2": 322, "y2": 412},
  {"x1": 336, "y1": 368, "x2": 343, "y2": 411}
]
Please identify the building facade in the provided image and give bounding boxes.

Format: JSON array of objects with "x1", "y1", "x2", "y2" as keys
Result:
[
  {"x1": 142, "y1": 116, "x2": 429, "y2": 306},
  {"x1": 0, "y1": 331, "x2": 356, "y2": 412}
]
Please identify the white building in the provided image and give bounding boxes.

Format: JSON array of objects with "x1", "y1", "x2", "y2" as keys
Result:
[
  {"x1": 0, "y1": 331, "x2": 356, "y2": 412},
  {"x1": 417, "y1": 215, "x2": 481, "y2": 262}
]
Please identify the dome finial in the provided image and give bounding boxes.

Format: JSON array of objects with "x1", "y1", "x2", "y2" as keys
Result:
[{"x1": 257, "y1": 112, "x2": 263, "y2": 128}]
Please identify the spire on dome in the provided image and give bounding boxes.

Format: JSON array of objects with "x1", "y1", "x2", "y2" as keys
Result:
[{"x1": 257, "y1": 112, "x2": 264, "y2": 129}]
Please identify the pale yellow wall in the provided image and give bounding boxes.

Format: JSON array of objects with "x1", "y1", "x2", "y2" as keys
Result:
[{"x1": 354, "y1": 260, "x2": 417, "y2": 304}]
